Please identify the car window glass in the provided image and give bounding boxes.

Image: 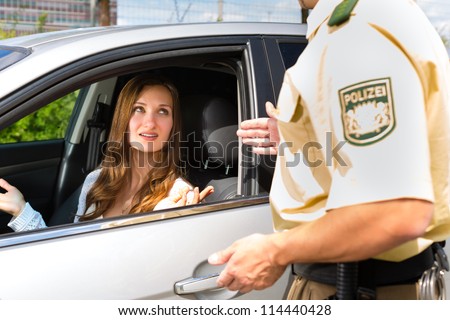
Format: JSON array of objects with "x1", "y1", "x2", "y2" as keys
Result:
[
  {"x1": 0, "y1": 90, "x2": 79, "y2": 144},
  {"x1": 278, "y1": 42, "x2": 307, "y2": 69},
  {"x1": 0, "y1": 46, "x2": 31, "y2": 71}
]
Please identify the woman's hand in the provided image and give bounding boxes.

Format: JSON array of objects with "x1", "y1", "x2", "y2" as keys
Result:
[
  {"x1": 184, "y1": 185, "x2": 215, "y2": 205},
  {"x1": 0, "y1": 179, "x2": 26, "y2": 217},
  {"x1": 155, "y1": 185, "x2": 214, "y2": 210}
]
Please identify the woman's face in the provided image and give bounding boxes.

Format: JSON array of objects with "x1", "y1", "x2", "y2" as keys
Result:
[{"x1": 128, "y1": 84, "x2": 174, "y2": 154}]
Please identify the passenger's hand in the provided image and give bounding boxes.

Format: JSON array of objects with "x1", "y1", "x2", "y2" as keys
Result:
[
  {"x1": 155, "y1": 185, "x2": 214, "y2": 209},
  {"x1": 0, "y1": 178, "x2": 26, "y2": 217},
  {"x1": 237, "y1": 101, "x2": 279, "y2": 155},
  {"x1": 208, "y1": 233, "x2": 287, "y2": 293}
]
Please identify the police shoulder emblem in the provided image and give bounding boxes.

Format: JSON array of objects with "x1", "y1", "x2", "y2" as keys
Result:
[
  {"x1": 328, "y1": 0, "x2": 359, "y2": 27},
  {"x1": 339, "y1": 78, "x2": 395, "y2": 146}
]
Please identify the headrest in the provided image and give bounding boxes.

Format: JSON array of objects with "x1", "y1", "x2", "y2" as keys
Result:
[
  {"x1": 181, "y1": 94, "x2": 238, "y2": 171},
  {"x1": 201, "y1": 96, "x2": 238, "y2": 169}
]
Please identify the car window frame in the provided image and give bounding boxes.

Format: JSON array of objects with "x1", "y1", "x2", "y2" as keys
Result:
[
  {"x1": 0, "y1": 36, "x2": 275, "y2": 247},
  {"x1": 262, "y1": 36, "x2": 308, "y2": 102}
]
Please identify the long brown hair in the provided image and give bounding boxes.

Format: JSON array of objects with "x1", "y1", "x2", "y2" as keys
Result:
[{"x1": 80, "y1": 74, "x2": 183, "y2": 221}]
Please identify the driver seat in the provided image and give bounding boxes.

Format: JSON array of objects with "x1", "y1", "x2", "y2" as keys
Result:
[{"x1": 181, "y1": 94, "x2": 239, "y2": 202}]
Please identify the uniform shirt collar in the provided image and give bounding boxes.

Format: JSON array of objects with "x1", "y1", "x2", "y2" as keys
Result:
[{"x1": 306, "y1": 0, "x2": 343, "y2": 40}]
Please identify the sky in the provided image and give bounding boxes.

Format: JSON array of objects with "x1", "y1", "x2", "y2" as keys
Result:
[
  {"x1": 117, "y1": 0, "x2": 303, "y2": 25},
  {"x1": 117, "y1": 0, "x2": 450, "y2": 54},
  {"x1": 416, "y1": 0, "x2": 450, "y2": 46}
]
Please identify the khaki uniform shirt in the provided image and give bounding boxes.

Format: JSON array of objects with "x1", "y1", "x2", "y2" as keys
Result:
[{"x1": 270, "y1": 0, "x2": 450, "y2": 261}]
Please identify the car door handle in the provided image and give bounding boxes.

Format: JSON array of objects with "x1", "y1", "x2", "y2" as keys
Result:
[{"x1": 174, "y1": 273, "x2": 221, "y2": 295}]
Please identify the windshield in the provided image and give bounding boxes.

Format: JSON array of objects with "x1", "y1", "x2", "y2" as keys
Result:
[{"x1": 0, "y1": 46, "x2": 31, "y2": 71}]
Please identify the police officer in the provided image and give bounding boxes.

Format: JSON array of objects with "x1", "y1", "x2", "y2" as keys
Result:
[{"x1": 208, "y1": 0, "x2": 450, "y2": 299}]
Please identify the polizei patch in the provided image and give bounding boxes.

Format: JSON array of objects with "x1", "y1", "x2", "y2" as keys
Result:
[{"x1": 339, "y1": 78, "x2": 395, "y2": 146}]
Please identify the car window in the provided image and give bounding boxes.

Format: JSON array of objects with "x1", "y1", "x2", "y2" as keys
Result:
[
  {"x1": 278, "y1": 42, "x2": 307, "y2": 69},
  {"x1": 0, "y1": 90, "x2": 79, "y2": 144},
  {"x1": 0, "y1": 44, "x2": 262, "y2": 238}
]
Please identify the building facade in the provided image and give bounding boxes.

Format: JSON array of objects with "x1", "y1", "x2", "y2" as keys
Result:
[{"x1": 0, "y1": 0, "x2": 117, "y2": 35}]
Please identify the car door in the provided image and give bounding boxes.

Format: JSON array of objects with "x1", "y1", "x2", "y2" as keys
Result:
[
  {"x1": 0, "y1": 33, "x2": 295, "y2": 299},
  {"x1": 0, "y1": 200, "x2": 291, "y2": 299}
]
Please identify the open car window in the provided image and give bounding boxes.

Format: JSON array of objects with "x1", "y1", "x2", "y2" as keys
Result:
[{"x1": 0, "y1": 42, "x2": 271, "y2": 239}]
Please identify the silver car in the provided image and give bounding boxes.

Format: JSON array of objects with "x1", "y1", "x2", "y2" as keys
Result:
[{"x1": 0, "y1": 22, "x2": 307, "y2": 299}]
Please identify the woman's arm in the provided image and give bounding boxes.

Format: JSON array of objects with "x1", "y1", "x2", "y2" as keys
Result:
[
  {"x1": 0, "y1": 178, "x2": 47, "y2": 232},
  {"x1": 7, "y1": 202, "x2": 47, "y2": 232}
]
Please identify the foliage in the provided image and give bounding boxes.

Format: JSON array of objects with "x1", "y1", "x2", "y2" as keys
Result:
[
  {"x1": 0, "y1": 26, "x2": 16, "y2": 39},
  {"x1": 36, "y1": 12, "x2": 48, "y2": 33},
  {"x1": 1, "y1": 12, "x2": 48, "y2": 39},
  {"x1": 0, "y1": 91, "x2": 79, "y2": 144}
]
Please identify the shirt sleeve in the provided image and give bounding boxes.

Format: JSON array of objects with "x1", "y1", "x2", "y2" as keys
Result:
[
  {"x1": 325, "y1": 21, "x2": 434, "y2": 210},
  {"x1": 7, "y1": 202, "x2": 47, "y2": 232}
]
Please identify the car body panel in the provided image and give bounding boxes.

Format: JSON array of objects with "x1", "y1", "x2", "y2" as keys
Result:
[{"x1": 0, "y1": 200, "x2": 290, "y2": 299}]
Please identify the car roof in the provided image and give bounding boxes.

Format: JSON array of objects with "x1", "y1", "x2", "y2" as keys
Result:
[
  {"x1": 1, "y1": 23, "x2": 306, "y2": 48},
  {"x1": 0, "y1": 22, "x2": 306, "y2": 98}
]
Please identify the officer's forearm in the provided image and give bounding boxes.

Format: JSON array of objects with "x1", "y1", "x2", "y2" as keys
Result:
[{"x1": 269, "y1": 198, "x2": 433, "y2": 266}]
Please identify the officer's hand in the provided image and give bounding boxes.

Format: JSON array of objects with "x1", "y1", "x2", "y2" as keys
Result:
[
  {"x1": 208, "y1": 233, "x2": 287, "y2": 293},
  {"x1": 236, "y1": 102, "x2": 279, "y2": 155}
]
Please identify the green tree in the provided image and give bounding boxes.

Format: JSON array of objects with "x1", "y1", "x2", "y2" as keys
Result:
[
  {"x1": 0, "y1": 91, "x2": 79, "y2": 144},
  {"x1": 36, "y1": 12, "x2": 48, "y2": 33},
  {"x1": 0, "y1": 25, "x2": 16, "y2": 39}
]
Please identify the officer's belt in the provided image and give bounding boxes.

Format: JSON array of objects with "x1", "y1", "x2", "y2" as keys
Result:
[{"x1": 292, "y1": 246, "x2": 434, "y2": 287}]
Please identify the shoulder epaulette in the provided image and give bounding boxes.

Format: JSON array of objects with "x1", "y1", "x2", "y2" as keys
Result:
[{"x1": 328, "y1": 0, "x2": 359, "y2": 27}]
